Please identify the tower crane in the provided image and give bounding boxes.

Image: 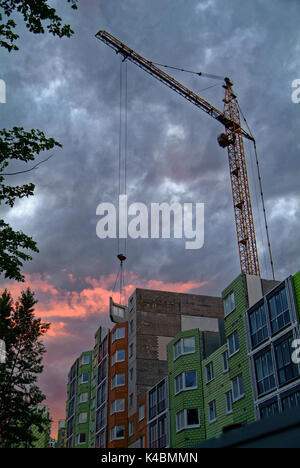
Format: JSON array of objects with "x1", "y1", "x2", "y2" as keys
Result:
[{"x1": 95, "y1": 30, "x2": 272, "y2": 278}]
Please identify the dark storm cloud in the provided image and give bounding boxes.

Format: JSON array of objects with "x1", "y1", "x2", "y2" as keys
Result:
[{"x1": 1, "y1": 0, "x2": 300, "y2": 432}]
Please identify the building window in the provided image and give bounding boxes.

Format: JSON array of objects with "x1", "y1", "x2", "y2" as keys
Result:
[
  {"x1": 175, "y1": 371, "x2": 197, "y2": 395},
  {"x1": 149, "y1": 389, "x2": 157, "y2": 420},
  {"x1": 224, "y1": 292, "x2": 235, "y2": 317},
  {"x1": 111, "y1": 426, "x2": 125, "y2": 441},
  {"x1": 81, "y1": 354, "x2": 90, "y2": 365},
  {"x1": 111, "y1": 373, "x2": 125, "y2": 389},
  {"x1": 129, "y1": 367, "x2": 134, "y2": 382},
  {"x1": 139, "y1": 404, "x2": 145, "y2": 421},
  {"x1": 139, "y1": 436, "x2": 145, "y2": 448},
  {"x1": 97, "y1": 382, "x2": 107, "y2": 407},
  {"x1": 173, "y1": 336, "x2": 196, "y2": 360},
  {"x1": 78, "y1": 412, "x2": 87, "y2": 424},
  {"x1": 157, "y1": 381, "x2": 166, "y2": 414},
  {"x1": 98, "y1": 336, "x2": 108, "y2": 362},
  {"x1": 254, "y1": 350, "x2": 276, "y2": 396},
  {"x1": 79, "y1": 392, "x2": 88, "y2": 403},
  {"x1": 129, "y1": 343, "x2": 134, "y2": 358},
  {"x1": 208, "y1": 401, "x2": 217, "y2": 423},
  {"x1": 81, "y1": 373, "x2": 89, "y2": 384},
  {"x1": 111, "y1": 349, "x2": 126, "y2": 366},
  {"x1": 249, "y1": 304, "x2": 269, "y2": 348},
  {"x1": 96, "y1": 406, "x2": 106, "y2": 432},
  {"x1": 129, "y1": 421, "x2": 134, "y2": 437},
  {"x1": 228, "y1": 331, "x2": 240, "y2": 357},
  {"x1": 260, "y1": 400, "x2": 280, "y2": 420},
  {"x1": 232, "y1": 375, "x2": 245, "y2": 402},
  {"x1": 222, "y1": 351, "x2": 229, "y2": 372},
  {"x1": 96, "y1": 429, "x2": 106, "y2": 449},
  {"x1": 150, "y1": 416, "x2": 167, "y2": 448},
  {"x1": 129, "y1": 319, "x2": 134, "y2": 334},
  {"x1": 111, "y1": 398, "x2": 125, "y2": 415},
  {"x1": 225, "y1": 391, "x2": 233, "y2": 414},
  {"x1": 281, "y1": 389, "x2": 300, "y2": 412},
  {"x1": 269, "y1": 288, "x2": 291, "y2": 335},
  {"x1": 206, "y1": 363, "x2": 214, "y2": 383},
  {"x1": 176, "y1": 408, "x2": 200, "y2": 432},
  {"x1": 275, "y1": 337, "x2": 299, "y2": 385},
  {"x1": 129, "y1": 393, "x2": 133, "y2": 409},
  {"x1": 98, "y1": 358, "x2": 107, "y2": 385},
  {"x1": 77, "y1": 433, "x2": 86, "y2": 445},
  {"x1": 112, "y1": 326, "x2": 125, "y2": 343}
]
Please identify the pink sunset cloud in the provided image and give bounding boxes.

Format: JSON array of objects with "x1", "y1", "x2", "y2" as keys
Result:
[{"x1": 0, "y1": 271, "x2": 209, "y2": 438}]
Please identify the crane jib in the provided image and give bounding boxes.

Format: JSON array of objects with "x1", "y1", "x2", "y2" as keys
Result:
[{"x1": 95, "y1": 31, "x2": 254, "y2": 142}]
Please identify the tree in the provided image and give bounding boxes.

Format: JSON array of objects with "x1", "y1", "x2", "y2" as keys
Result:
[
  {"x1": 0, "y1": 128, "x2": 63, "y2": 282},
  {"x1": 0, "y1": 1, "x2": 79, "y2": 281},
  {"x1": 0, "y1": 0, "x2": 79, "y2": 52},
  {"x1": 0, "y1": 288, "x2": 50, "y2": 448}
]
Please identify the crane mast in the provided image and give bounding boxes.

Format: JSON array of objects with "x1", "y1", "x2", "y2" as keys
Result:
[{"x1": 96, "y1": 30, "x2": 261, "y2": 277}]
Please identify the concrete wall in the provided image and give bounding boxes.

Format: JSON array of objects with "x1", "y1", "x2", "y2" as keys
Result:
[{"x1": 134, "y1": 289, "x2": 224, "y2": 405}]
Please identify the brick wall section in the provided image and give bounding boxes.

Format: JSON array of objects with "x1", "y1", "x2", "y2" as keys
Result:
[{"x1": 107, "y1": 323, "x2": 128, "y2": 448}]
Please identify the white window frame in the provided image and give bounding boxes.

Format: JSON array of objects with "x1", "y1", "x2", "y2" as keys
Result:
[
  {"x1": 78, "y1": 412, "x2": 87, "y2": 424},
  {"x1": 206, "y1": 362, "x2": 214, "y2": 383},
  {"x1": 175, "y1": 371, "x2": 198, "y2": 395},
  {"x1": 232, "y1": 375, "x2": 245, "y2": 402},
  {"x1": 111, "y1": 425, "x2": 125, "y2": 441},
  {"x1": 81, "y1": 373, "x2": 89, "y2": 384},
  {"x1": 112, "y1": 327, "x2": 126, "y2": 343},
  {"x1": 111, "y1": 398, "x2": 125, "y2": 415},
  {"x1": 228, "y1": 331, "x2": 240, "y2": 357},
  {"x1": 111, "y1": 373, "x2": 125, "y2": 389},
  {"x1": 79, "y1": 392, "x2": 88, "y2": 403},
  {"x1": 81, "y1": 354, "x2": 90, "y2": 365},
  {"x1": 222, "y1": 351, "x2": 229, "y2": 373},
  {"x1": 139, "y1": 404, "x2": 145, "y2": 421},
  {"x1": 173, "y1": 336, "x2": 196, "y2": 361},
  {"x1": 225, "y1": 390, "x2": 233, "y2": 415},
  {"x1": 208, "y1": 400, "x2": 217, "y2": 424},
  {"x1": 111, "y1": 349, "x2": 126, "y2": 366},
  {"x1": 77, "y1": 433, "x2": 86, "y2": 445},
  {"x1": 176, "y1": 408, "x2": 200, "y2": 433},
  {"x1": 224, "y1": 292, "x2": 236, "y2": 317}
]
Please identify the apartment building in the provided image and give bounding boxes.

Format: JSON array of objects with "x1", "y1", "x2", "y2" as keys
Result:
[
  {"x1": 246, "y1": 273, "x2": 300, "y2": 419},
  {"x1": 65, "y1": 350, "x2": 93, "y2": 448}
]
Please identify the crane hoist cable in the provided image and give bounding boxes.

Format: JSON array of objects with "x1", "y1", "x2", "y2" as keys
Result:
[
  {"x1": 238, "y1": 103, "x2": 275, "y2": 281},
  {"x1": 115, "y1": 59, "x2": 129, "y2": 305}
]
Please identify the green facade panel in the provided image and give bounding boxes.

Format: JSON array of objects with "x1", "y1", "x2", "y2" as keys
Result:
[
  {"x1": 202, "y1": 344, "x2": 233, "y2": 439},
  {"x1": 167, "y1": 330, "x2": 206, "y2": 448},
  {"x1": 222, "y1": 274, "x2": 255, "y2": 427},
  {"x1": 65, "y1": 350, "x2": 93, "y2": 448},
  {"x1": 293, "y1": 271, "x2": 300, "y2": 321}
]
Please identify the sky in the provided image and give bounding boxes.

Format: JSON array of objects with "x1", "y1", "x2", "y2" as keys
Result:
[{"x1": 0, "y1": 0, "x2": 300, "y2": 438}]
